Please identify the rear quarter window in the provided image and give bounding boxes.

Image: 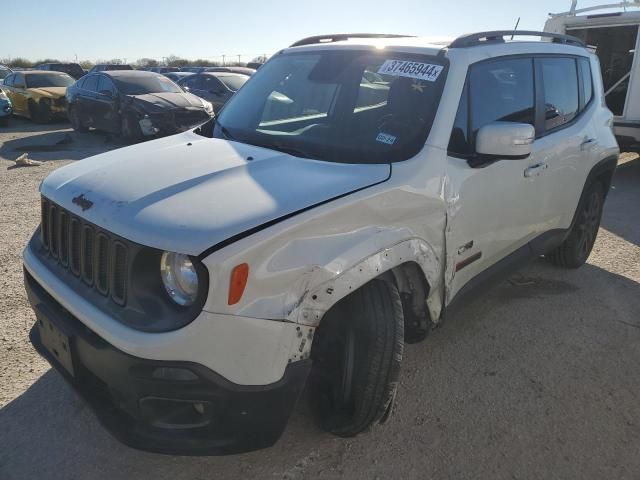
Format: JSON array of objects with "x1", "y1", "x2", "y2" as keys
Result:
[{"x1": 579, "y1": 57, "x2": 593, "y2": 107}]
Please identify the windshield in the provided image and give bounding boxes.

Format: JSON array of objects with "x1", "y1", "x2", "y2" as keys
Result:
[
  {"x1": 0, "y1": 69, "x2": 11, "y2": 80},
  {"x1": 26, "y1": 73, "x2": 74, "y2": 88},
  {"x1": 218, "y1": 74, "x2": 248, "y2": 92},
  {"x1": 113, "y1": 74, "x2": 183, "y2": 95},
  {"x1": 211, "y1": 50, "x2": 446, "y2": 163}
]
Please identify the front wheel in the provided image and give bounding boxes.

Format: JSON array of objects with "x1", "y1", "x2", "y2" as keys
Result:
[
  {"x1": 310, "y1": 279, "x2": 404, "y2": 437},
  {"x1": 120, "y1": 114, "x2": 142, "y2": 143},
  {"x1": 29, "y1": 99, "x2": 53, "y2": 124},
  {"x1": 547, "y1": 181, "x2": 604, "y2": 268}
]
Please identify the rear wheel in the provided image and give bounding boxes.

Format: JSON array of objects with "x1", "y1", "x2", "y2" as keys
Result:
[
  {"x1": 310, "y1": 279, "x2": 404, "y2": 437},
  {"x1": 547, "y1": 181, "x2": 604, "y2": 268},
  {"x1": 68, "y1": 106, "x2": 88, "y2": 132}
]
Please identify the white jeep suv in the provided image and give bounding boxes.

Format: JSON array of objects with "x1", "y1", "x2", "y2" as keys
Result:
[{"x1": 24, "y1": 31, "x2": 619, "y2": 455}]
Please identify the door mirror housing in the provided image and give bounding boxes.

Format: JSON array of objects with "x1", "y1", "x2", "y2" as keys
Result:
[{"x1": 475, "y1": 122, "x2": 534, "y2": 159}]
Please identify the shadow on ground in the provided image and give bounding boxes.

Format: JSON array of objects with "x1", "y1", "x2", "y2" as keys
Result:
[
  {"x1": 1, "y1": 260, "x2": 638, "y2": 480},
  {"x1": 602, "y1": 156, "x2": 640, "y2": 246},
  {"x1": 0, "y1": 118, "x2": 125, "y2": 164}
]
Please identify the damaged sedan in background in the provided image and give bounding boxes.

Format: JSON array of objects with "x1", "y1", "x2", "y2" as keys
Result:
[{"x1": 66, "y1": 70, "x2": 214, "y2": 141}]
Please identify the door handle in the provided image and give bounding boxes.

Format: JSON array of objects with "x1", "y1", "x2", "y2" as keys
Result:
[
  {"x1": 524, "y1": 162, "x2": 548, "y2": 178},
  {"x1": 581, "y1": 138, "x2": 597, "y2": 151}
]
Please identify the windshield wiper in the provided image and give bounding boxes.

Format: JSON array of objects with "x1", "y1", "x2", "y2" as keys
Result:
[
  {"x1": 212, "y1": 116, "x2": 235, "y2": 140},
  {"x1": 251, "y1": 140, "x2": 317, "y2": 159}
]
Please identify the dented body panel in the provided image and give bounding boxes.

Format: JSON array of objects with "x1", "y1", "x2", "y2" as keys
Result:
[{"x1": 25, "y1": 37, "x2": 618, "y2": 390}]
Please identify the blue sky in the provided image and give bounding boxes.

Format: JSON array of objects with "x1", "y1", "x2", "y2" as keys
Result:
[{"x1": 0, "y1": 1, "x2": 617, "y2": 62}]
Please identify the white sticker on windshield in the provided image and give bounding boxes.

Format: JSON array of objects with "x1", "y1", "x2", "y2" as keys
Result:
[
  {"x1": 377, "y1": 60, "x2": 443, "y2": 82},
  {"x1": 376, "y1": 132, "x2": 397, "y2": 145}
]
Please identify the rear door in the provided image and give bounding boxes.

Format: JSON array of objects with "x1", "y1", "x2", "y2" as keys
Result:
[{"x1": 533, "y1": 55, "x2": 598, "y2": 232}]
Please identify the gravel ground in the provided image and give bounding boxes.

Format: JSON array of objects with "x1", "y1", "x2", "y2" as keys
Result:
[{"x1": 0, "y1": 118, "x2": 639, "y2": 480}]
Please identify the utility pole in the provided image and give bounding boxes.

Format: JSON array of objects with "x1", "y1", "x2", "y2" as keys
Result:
[
  {"x1": 222, "y1": 54, "x2": 226, "y2": 66},
  {"x1": 237, "y1": 54, "x2": 241, "y2": 65}
]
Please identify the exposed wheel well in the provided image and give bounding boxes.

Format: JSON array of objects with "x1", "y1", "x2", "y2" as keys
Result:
[{"x1": 318, "y1": 261, "x2": 433, "y2": 344}]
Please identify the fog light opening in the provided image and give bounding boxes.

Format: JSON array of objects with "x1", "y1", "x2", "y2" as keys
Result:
[
  {"x1": 139, "y1": 397, "x2": 213, "y2": 429},
  {"x1": 151, "y1": 367, "x2": 198, "y2": 382}
]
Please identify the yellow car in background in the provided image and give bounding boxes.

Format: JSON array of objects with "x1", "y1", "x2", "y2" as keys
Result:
[{"x1": 2, "y1": 70, "x2": 74, "y2": 123}]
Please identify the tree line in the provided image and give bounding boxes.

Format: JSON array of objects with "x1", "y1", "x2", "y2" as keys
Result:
[{"x1": 1, "y1": 54, "x2": 269, "y2": 69}]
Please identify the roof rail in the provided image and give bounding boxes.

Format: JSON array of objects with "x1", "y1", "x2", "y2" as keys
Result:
[
  {"x1": 290, "y1": 33, "x2": 414, "y2": 48},
  {"x1": 448, "y1": 30, "x2": 586, "y2": 48}
]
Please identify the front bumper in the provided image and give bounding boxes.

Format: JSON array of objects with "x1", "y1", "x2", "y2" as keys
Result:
[
  {"x1": 0, "y1": 100, "x2": 11, "y2": 117},
  {"x1": 26, "y1": 270, "x2": 311, "y2": 455},
  {"x1": 140, "y1": 109, "x2": 211, "y2": 136}
]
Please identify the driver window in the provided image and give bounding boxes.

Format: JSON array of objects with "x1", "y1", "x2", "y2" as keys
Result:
[
  {"x1": 83, "y1": 75, "x2": 99, "y2": 92},
  {"x1": 449, "y1": 58, "x2": 534, "y2": 155},
  {"x1": 97, "y1": 76, "x2": 115, "y2": 95}
]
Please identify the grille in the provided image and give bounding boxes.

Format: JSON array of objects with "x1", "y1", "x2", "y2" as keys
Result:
[
  {"x1": 174, "y1": 110, "x2": 207, "y2": 127},
  {"x1": 40, "y1": 197, "x2": 128, "y2": 306}
]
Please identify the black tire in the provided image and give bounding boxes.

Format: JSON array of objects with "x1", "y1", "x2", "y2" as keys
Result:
[
  {"x1": 310, "y1": 279, "x2": 404, "y2": 437},
  {"x1": 547, "y1": 181, "x2": 604, "y2": 268},
  {"x1": 120, "y1": 114, "x2": 142, "y2": 143},
  {"x1": 29, "y1": 99, "x2": 52, "y2": 124},
  {"x1": 68, "y1": 106, "x2": 88, "y2": 132}
]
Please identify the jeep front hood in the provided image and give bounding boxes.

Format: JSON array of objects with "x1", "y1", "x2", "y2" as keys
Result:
[{"x1": 40, "y1": 131, "x2": 390, "y2": 255}]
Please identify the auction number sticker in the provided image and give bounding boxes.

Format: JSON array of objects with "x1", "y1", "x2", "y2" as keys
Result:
[{"x1": 377, "y1": 60, "x2": 444, "y2": 82}]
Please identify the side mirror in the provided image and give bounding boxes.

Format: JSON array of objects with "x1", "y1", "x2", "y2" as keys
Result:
[
  {"x1": 475, "y1": 122, "x2": 534, "y2": 159},
  {"x1": 182, "y1": 85, "x2": 190, "y2": 92}
]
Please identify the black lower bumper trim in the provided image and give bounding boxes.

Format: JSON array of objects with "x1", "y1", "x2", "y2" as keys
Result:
[{"x1": 25, "y1": 270, "x2": 311, "y2": 455}]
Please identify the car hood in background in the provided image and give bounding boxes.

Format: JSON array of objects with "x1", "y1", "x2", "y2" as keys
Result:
[
  {"x1": 40, "y1": 131, "x2": 391, "y2": 255},
  {"x1": 128, "y1": 92, "x2": 205, "y2": 111},
  {"x1": 28, "y1": 87, "x2": 67, "y2": 98}
]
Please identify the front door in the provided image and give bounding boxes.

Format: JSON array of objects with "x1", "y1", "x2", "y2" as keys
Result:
[{"x1": 445, "y1": 56, "x2": 547, "y2": 301}]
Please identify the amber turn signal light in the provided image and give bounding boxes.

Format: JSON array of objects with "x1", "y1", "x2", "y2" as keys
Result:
[{"x1": 228, "y1": 263, "x2": 249, "y2": 305}]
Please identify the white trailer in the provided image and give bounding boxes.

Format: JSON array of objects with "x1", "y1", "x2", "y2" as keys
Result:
[{"x1": 546, "y1": 1, "x2": 640, "y2": 150}]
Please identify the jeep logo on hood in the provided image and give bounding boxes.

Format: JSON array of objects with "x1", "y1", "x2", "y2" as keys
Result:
[{"x1": 72, "y1": 193, "x2": 93, "y2": 211}]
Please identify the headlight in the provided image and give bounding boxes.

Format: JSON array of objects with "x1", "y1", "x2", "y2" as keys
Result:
[
  {"x1": 160, "y1": 252, "x2": 199, "y2": 306},
  {"x1": 201, "y1": 99, "x2": 213, "y2": 115}
]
